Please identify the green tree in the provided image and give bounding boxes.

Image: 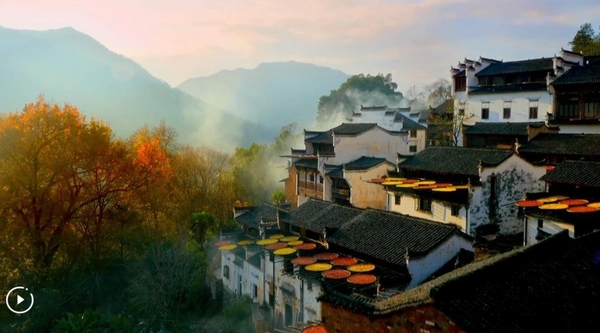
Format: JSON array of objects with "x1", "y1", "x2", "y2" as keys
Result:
[
  {"x1": 317, "y1": 73, "x2": 403, "y2": 123},
  {"x1": 271, "y1": 188, "x2": 286, "y2": 204},
  {"x1": 569, "y1": 23, "x2": 600, "y2": 55},
  {"x1": 190, "y1": 211, "x2": 216, "y2": 245}
]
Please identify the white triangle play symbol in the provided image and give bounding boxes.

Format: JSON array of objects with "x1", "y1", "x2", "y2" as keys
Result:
[{"x1": 16, "y1": 295, "x2": 24, "y2": 305}]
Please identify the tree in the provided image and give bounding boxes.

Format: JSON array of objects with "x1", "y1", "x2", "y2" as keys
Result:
[
  {"x1": 429, "y1": 98, "x2": 464, "y2": 147},
  {"x1": 424, "y1": 79, "x2": 451, "y2": 108},
  {"x1": 190, "y1": 212, "x2": 216, "y2": 245},
  {"x1": 569, "y1": 23, "x2": 600, "y2": 55},
  {"x1": 271, "y1": 188, "x2": 286, "y2": 204},
  {"x1": 272, "y1": 122, "x2": 301, "y2": 155},
  {"x1": 317, "y1": 74, "x2": 403, "y2": 123}
]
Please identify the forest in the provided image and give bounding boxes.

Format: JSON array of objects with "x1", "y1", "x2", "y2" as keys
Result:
[{"x1": 0, "y1": 96, "x2": 290, "y2": 332}]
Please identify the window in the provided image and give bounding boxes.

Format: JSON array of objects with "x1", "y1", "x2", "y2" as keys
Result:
[
  {"x1": 451, "y1": 204, "x2": 460, "y2": 217},
  {"x1": 223, "y1": 265, "x2": 230, "y2": 279},
  {"x1": 481, "y1": 101, "x2": 490, "y2": 119},
  {"x1": 409, "y1": 145, "x2": 417, "y2": 153},
  {"x1": 558, "y1": 103, "x2": 579, "y2": 119},
  {"x1": 284, "y1": 258, "x2": 294, "y2": 274},
  {"x1": 503, "y1": 101, "x2": 511, "y2": 119},
  {"x1": 481, "y1": 108, "x2": 489, "y2": 119},
  {"x1": 394, "y1": 194, "x2": 401, "y2": 205},
  {"x1": 584, "y1": 102, "x2": 600, "y2": 119},
  {"x1": 307, "y1": 281, "x2": 313, "y2": 291},
  {"x1": 410, "y1": 129, "x2": 417, "y2": 138},
  {"x1": 309, "y1": 173, "x2": 315, "y2": 182},
  {"x1": 538, "y1": 219, "x2": 543, "y2": 228},
  {"x1": 529, "y1": 100, "x2": 539, "y2": 119},
  {"x1": 319, "y1": 176, "x2": 323, "y2": 184},
  {"x1": 417, "y1": 197, "x2": 431, "y2": 212},
  {"x1": 529, "y1": 107, "x2": 538, "y2": 119},
  {"x1": 455, "y1": 77, "x2": 466, "y2": 92},
  {"x1": 252, "y1": 284, "x2": 258, "y2": 299}
]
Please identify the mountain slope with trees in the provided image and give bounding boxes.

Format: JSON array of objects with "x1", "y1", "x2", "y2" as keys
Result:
[
  {"x1": 178, "y1": 61, "x2": 349, "y2": 130},
  {"x1": 0, "y1": 26, "x2": 267, "y2": 151}
]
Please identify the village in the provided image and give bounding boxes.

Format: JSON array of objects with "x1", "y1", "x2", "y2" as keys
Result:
[{"x1": 208, "y1": 47, "x2": 600, "y2": 333}]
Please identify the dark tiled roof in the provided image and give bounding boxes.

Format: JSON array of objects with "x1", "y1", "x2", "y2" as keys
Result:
[
  {"x1": 235, "y1": 204, "x2": 289, "y2": 228},
  {"x1": 394, "y1": 112, "x2": 426, "y2": 130},
  {"x1": 360, "y1": 105, "x2": 388, "y2": 111},
  {"x1": 285, "y1": 199, "x2": 363, "y2": 233},
  {"x1": 431, "y1": 231, "x2": 600, "y2": 333},
  {"x1": 328, "y1": 209, "x2": 462, "y2": 267},
  {"x1": 468, "y1": 83, "x2": 547, "y2": 94},
  {"x1": 344, "y1": 156, "x2": 389, "y2": 171},
  {"x1": 304, "y1": 130, "x2": 332, "y2": 144},
  {"x1": 431, "y1": 100, "x2": 452, "y2": 115},
  {"x1": 540, "y1": 160, "x2": 600, "y2": 187},
  {"x1": 325, "y1": 165, "x2": 343, "y2": 178},
  {"x1": 294, "y1": 158, "x2": 318, "y2": 170},
  {"x1": 463, "y1": 122, "x2": 546, "y2": 136},
  {"x1": 332, "y1": 123, "x2": 378, "y2": 136},
  {"x1": 475, "y1": 58, "x2": 553, "y2": 76},
  {"x1": 518, "y1": 134, "x2": 600, "y2": 156},
  {"x1": 551, "y1": 64, "x2": 600, "y2": 86},
  {"x1": 399, "y1": 147, "x2": 514, "y2": 176}
]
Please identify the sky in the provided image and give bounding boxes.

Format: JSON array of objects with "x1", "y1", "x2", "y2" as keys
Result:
[{"x1": 1, "y1": 0, "x2": 599, "y2": 93}]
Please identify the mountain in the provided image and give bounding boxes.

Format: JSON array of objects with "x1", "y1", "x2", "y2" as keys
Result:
[
  {"x1": 0, "y1": 26, "x2": 269, "y2": 151},
  {"x1": 178, "y1": 61, "x2": 349, "y2": 130}
]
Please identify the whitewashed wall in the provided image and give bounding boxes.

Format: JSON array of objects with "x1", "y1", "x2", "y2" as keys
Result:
[
  {"x1": 345, "y1": 163, "x2": 395, "y2": 209},
  {"x1": 387, "y1": 192, "x2": 469, "y2": 232},
  {"x1": 524, "y1": 216, "x2": 574, "y2": 246},
  {"x1": 405, "y1": 234, "x2": 473, "y2": 289},
  {"x1": 456, "y1": 91, "x2": 552, "y2": 124}
]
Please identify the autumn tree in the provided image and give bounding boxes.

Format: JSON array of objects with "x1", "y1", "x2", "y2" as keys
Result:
[
  {"x1": 317, "y1": 74, "x2": 403, "y2": 123},
  {"x1": 429, "y1": 98, "x2": 464, "y2": 147}
]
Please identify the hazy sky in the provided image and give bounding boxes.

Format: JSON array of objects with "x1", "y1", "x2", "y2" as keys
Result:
[{"x1": 1, "y1": 0, "x2": 598, "y2": 92}]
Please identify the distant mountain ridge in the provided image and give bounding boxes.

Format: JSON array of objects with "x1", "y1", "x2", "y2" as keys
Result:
[
  {"x1": 178, "y1": 61, "x2": 350, "y2": 130},
  {"x1": 0, "y1": 26, "x2": 269, "y2": 151}
]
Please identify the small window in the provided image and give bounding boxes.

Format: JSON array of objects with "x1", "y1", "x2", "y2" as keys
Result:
[
  {"x1": 481, "y1": 108, "x2": 489, "y2": 119},
  {"x1": 394, "y1": 194, "x2": 401, "y2": 205},
  {"x1": 224, "y1": 265, "x2": 230, "y2": 279},
  {"x1": 419, "y1": 197, "x2": 432, "y2": 212},
  {"x1": 252, "y1": 284, "x2": 258, "y2": 299},
  {"x1": 529, "y1": 107, "x2": 538, "y2": 119},
  {"x1": 410, "y1": 129, "x2": 417, "y2": 138},
  {"x1": 503, "y1": 101, "x2": 511, "y2": 119},
  {"x1": 481, "y1": 102, "x2": 490, "y2": 120},
  {"x1": 284, "y1": 258, "x2": 294, "y2": 274},
  {"x1": 451, "y1": 204, "x2": 460, "y2": 217},
  {"x1": 319, "y1": 176, "x2": 323, "y2": 184},
  {"x1": 529, "y1": 100, "x2": 539, "y2": 119},
  {"x1": 538, "y1": 219, "x2": 543, "y2": 228},
  {"x1": 309, "y1": 174, "x2": 315, "y2": 182},
  {"x1": 409, "y1": 145, "x2": 417, "y2": 153},
  {"x1": 307, "y1": 281, "x2": 313, "y2": 291}
]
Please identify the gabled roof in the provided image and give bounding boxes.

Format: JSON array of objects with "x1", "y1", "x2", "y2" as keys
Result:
[
  {"x1": 304, "y1": 130, "x2": 332, "y2": 144},
  {"x1": 475, "y1": 58, "x2": 553, "y2": 76},
  {"x1": 551, "y1": 63, "x2": 600, "y2": 86},
  {"x1": 294, "y1": 158, "x2": 318, "y2": 170},
  {"x1": 394, "y1": 112, "x2": 426, "y2": 129},
  {"x1": 540, "y1": 160, "x2": 600, "y2": 187},
  {"x1": 284, "y1": 199, "x2": 363, "y2": 233},
  {"x1": 463, "y1": 122, "x2": 548, "y2": 136},
  {"x1": 344, "y1": 156, "x2": 390, "y2": 171},
  {"x1": 518, "y1": 134, "x2": 600, "y2": 156},
  {"x1": 332, "y1": 123, "x2": 378, "y2": 136},
  {"x1": 234, "y1": 203, "x2": 290, "y2": 228},
  {"x1": 431, "y1": 100, "x2": 452, "y2": 115},
  {"x1": 327, "y1": 209, "x2": 462, "y2": 267},
  {"x1": 399, "y1": 147, "x2": 514, "y2": 176}
]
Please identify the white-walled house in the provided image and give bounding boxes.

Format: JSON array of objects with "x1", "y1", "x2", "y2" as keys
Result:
[
  {"x1": 386, "y1": 147, "x2": 546, "y2": 235},
  {"x1": 287, "y1": 122, "x2": 419, "y2": 209},
  {"x1": 521, "y1": 160, "x2": 600, "y2": 245},
  {"x1": 449, "y1": 49, "x2": 600, "y2": 144}
]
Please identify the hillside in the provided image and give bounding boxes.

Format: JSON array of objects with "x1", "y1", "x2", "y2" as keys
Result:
[
  {"x1": 0, "y1": 26, "x2": 268, "y2": 151},
  {"x1": 178, "y1": 61, "x2": 349, "y2": 129}
]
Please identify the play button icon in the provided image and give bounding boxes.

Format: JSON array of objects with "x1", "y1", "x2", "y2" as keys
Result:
[{"x1": 6, "y1": 286, "x2": 34, "y2": 314}]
